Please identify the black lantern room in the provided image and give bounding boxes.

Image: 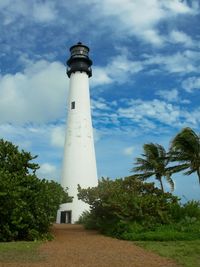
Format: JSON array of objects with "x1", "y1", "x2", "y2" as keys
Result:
[{"x1": 66, "y1": 42, "x2": 92, "y2": 78}]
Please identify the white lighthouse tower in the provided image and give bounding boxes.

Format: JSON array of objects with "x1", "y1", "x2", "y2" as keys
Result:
[{"x1": 57, "y1": 42, "x2": 98, "y2": 224}]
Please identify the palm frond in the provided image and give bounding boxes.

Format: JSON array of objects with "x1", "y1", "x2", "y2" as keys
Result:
[
  {"x1": 132, "y1": 172, "x2": 155, "y2": 180},
  {"x1": 169, "y1": 127, "x2": 200, "y2": 185},
  {"x1": 165, "y1": 173, "x2": 174, "y2": 192},
  {"x1": 133, "y1": 157, "x2": 154, "y2": 172},
  {"x1": 132, "y1": 142, "x2": 174, "y2": 192},
  {"x1": 166, "y1": 163, "x2": 189, "y2": 174},
  {"x1": 170, "y1": 127, "x2": 200, "y2": 161},
  {"x1": 184, "y1": 168, "x2": 196, "y2": 176}
]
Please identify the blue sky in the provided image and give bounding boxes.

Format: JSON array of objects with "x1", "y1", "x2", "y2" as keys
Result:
[{"x1": 0, "y1": 0, "x2": 200, "y2": 201}]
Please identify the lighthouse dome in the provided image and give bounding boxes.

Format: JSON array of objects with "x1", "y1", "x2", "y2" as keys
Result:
[{"x1": 67, "y1": 42, "x2": 92, "y2": 77}]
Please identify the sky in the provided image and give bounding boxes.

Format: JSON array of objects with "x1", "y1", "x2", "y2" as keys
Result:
[{"x1": 0, "y1": 0, "x2": 200, "y2": 201}]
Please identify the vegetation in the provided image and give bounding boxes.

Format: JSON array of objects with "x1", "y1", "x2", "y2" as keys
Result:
[
  {"x1": 78, "y1": 177, "x2": 200, "y2": 241},
  {"x1": 131, "y1": 127, "x2": 200, "y2": 192},
  {"x1": 135, "y1": 240, "x2": 200, "y2": 267},
  {"x1": 0, "y1": 127, "x2": 199, "y2": 265},
  {"x1": 0, "y1": 139, "x2": 71, "y2": 241},
  {"x1": 132, "y1": 143, "x2": 173, "y2": 192},
  {"x1": 0, "y1": 241, "x2": 44, "y2": 263},
  {"x1": 78, "y1": 127, "x2": 200, "y2": 244},
  {"x1": 169, "y1": 127, "x2": 200, "y2": 184}
]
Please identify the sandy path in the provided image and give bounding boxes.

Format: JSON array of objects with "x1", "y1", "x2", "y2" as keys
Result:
[{"x1": 1, "y1": 224, "x2": 181, "y2": 267}]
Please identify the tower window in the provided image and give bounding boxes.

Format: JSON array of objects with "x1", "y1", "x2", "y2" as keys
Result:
[{"x1": 71, "y1": 101, "x2": 75, "y2": 109}]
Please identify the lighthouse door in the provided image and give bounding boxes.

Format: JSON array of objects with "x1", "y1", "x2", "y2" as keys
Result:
[{"x1": 60, "y1": 211, "x2": 72, "y2": 224}]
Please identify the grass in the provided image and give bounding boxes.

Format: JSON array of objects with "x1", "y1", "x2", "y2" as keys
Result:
[
  {"x1": 122, "y1": 229, "x2": 200, "y2": 241},
  {"x1": 0, "y1": 241, "x2": 45, "y2": 263},
  {"x1": 135, "y1": 240, "x2": 200, "y2": 267}
]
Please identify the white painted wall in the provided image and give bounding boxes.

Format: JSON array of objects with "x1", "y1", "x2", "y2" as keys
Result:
[{"x1": 57, "y1": 71, "x2": 98, "y2": 223}]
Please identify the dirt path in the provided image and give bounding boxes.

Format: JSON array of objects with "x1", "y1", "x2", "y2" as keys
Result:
[{"x1": 2, "y1": 224, "x2": 181, "y2": 267}]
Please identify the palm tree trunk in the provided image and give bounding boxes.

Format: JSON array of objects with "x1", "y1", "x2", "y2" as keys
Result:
[
  {"x1": 157, "y1": 176, "x2": 164, "y2": 193},
  {"x1": 197, "y1": 168, "x2": 200, "y2": 184}
]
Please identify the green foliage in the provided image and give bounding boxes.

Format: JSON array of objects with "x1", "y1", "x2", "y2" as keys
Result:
[
  {"x1": 78, "y1": 176, "x2": 200, "y2": 241},
  {"x1": 76, "y1": 211, "x2": 97, "y2": 229},
  {"x1": 182, "y1": 201, "x2": 200, "y2": 218},
  {"x1": 169, "y1": 127, "x2": 200, "y2": 184},
  {"x1": 0, "y1": 139, "x2": 39, "y2": 175},
  {"x1": 78, "y1": 127, "x2": 200, "y2": 242},
  {"x1": 0, "y1": 139, "x2": 71, "y2": 241},
  {"x1": 78, "y1": 177, "x2": 175, "y2": 232},
  {"x1": 121, "y1": 221, "x2": 200, "y2": 241},
  {"x1": 168, "y1": 200, "x2": 200, "y2": 224},
  {"x1": 132, "y1": 143, "x2": 174, "y2": 192}
]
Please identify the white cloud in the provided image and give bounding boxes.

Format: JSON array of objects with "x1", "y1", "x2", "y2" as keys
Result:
[
  {"x1": 182, "y1": 108, "x2": 200, "y2": 126},
  {"x1": 39, "y1": 162, "x2": 56, "y2": 173},
  {"x1": 38, "y1": 163, "x2": 58, "y2": 179},
  {"x1": 155, "y1": 88, "x2": 190, "y2": 104},
  {"x1": 140, "y1": 29, "x2": 164, "y2": 46},
  {"x1": 51, "y1": 125, "x2": 65, "y2": 147},
  {"x1": 0, "y1": 123, "x2": 64, "y2": 149},
  {"x1": 156, "y1": 89, "x2": 179, "y2": 102},
  {"x1": 165, "y1": 0, "x2": 195, "y2": 14},
  {"x1": 145, "y1": 50, "x2": 200, "y2": 74},
  {"x1": 33, "y1": 2, "x2": 57, "y2": 22},
  {"x1": 91, "y1": 67, "x2": 112, "y2": 87},
  {"x1": 91, "y1": 98, "x2": 111, "y2": 110},
  {"x1": 96, "y1": 0, "x2": 165, "y2": 46},
  {"x1": 0, "y1": 60, "x2": 68, "y2": 124},
  {"x1": 0, "y1": 122, "x2": 65, "y2": 180},
  {"x1": 0, "y1": 0, "x2": 58, "y2": 24},
  {"x1": 169, "y1": 30, "x2": 194, "y2": 47},
  {"x1": 123, "y1": 146, "x2": 134, "y2": 156},
  {"x1": 0, "y1": 124, "x2": 32, "y2": 148},
  {"x1": 0, "y1": 0, "x2": 198, "y2": 52},
  {"x1": 115, "y1": 98, "x2": 200, "y2": 130},
  {"x1": 155, "y1": 88, "x2": 191, "y2": 104},
  {"x1": 118, "y1": 99, "x2": 180, "y2": 126},
  {"x1": 91, "y1": 54, "x2": 143, "y2": 87},
  {"x1": 92, "y1": 49, "x2": 200, "y2": 88},
  {"x1": 90, "y1": 0, "x2": 197, "y2": 46},
  {"x1": 92, "y1": 97, "x2": 197, "y2": 132},
  {"x1": 108, "y1": 55, "x2": 144, "y2": 79},
  {"x1": 182, "y1": 76, "x2": 200, "y2": 92}
]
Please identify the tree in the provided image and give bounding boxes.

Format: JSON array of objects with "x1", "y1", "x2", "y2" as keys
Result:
[
  {"x1": 132, "y1": 143, "x2": 174, "y2": 192},
  {"x1": 0, "y1": 139, "x2": 39, "y2": 175},
  {"x1": 169, "y1": 127, "x2": 200, "y2": 184},
  {"x1": 77, "y1": 176, "x2": 179, "y2": 235},
  {"x1": 0, "y1": 139, "x2": 71, "y2": 241}
]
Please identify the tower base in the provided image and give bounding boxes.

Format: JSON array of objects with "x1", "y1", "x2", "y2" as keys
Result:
[{"x1": 56, "y1": 199, "x2": 89, "y2": 224}]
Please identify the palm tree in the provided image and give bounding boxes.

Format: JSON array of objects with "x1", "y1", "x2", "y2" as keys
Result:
[
  {"x1": 132, "y1": 143, "x2": 174, "y2": 193},
  {"x1": 169, "y1": 127, "x2": 200, "y2": 184}
]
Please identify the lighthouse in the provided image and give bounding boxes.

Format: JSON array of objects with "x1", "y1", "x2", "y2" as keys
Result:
[{"x1": 57, "y1": 42, "x2": 98, "y2": 224}]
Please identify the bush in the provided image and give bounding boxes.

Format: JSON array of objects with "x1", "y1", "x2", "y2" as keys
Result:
[
  {"x1": 76, "y1": 211, "x2": 96, "y2": 229},
  {"x1": 0, "y1": 171, "x2": 70, "y2": 242},
  {"x1": 78, "y1": 177, "x2": 175, "y2": 231},
  {"x1": 182, "y1": 201, "x2": 200, "y2": 219},
  {"x1": 78, "y1": 176, "x2": 200, "y2": 241},
  {"x1": 0, "y1": 139, "x2": 71, "y2": 241},
  {"x1": 170, "y1": 200, "x2": 200, "y2": 222}
]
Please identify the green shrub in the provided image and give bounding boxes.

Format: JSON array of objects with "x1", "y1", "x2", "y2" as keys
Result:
[
  {"x1": 182, "y1": 201, "x2": 200, "y2": 219},
  {"x1": 76, "y1": 211, "x2": 97, "y2": 229},
  {"x1": 0, "y1": 139, "x2": 71, "y2": 241},
  {"x1": 78, "y1": 176, "x2": 200, "y2": 241}
]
